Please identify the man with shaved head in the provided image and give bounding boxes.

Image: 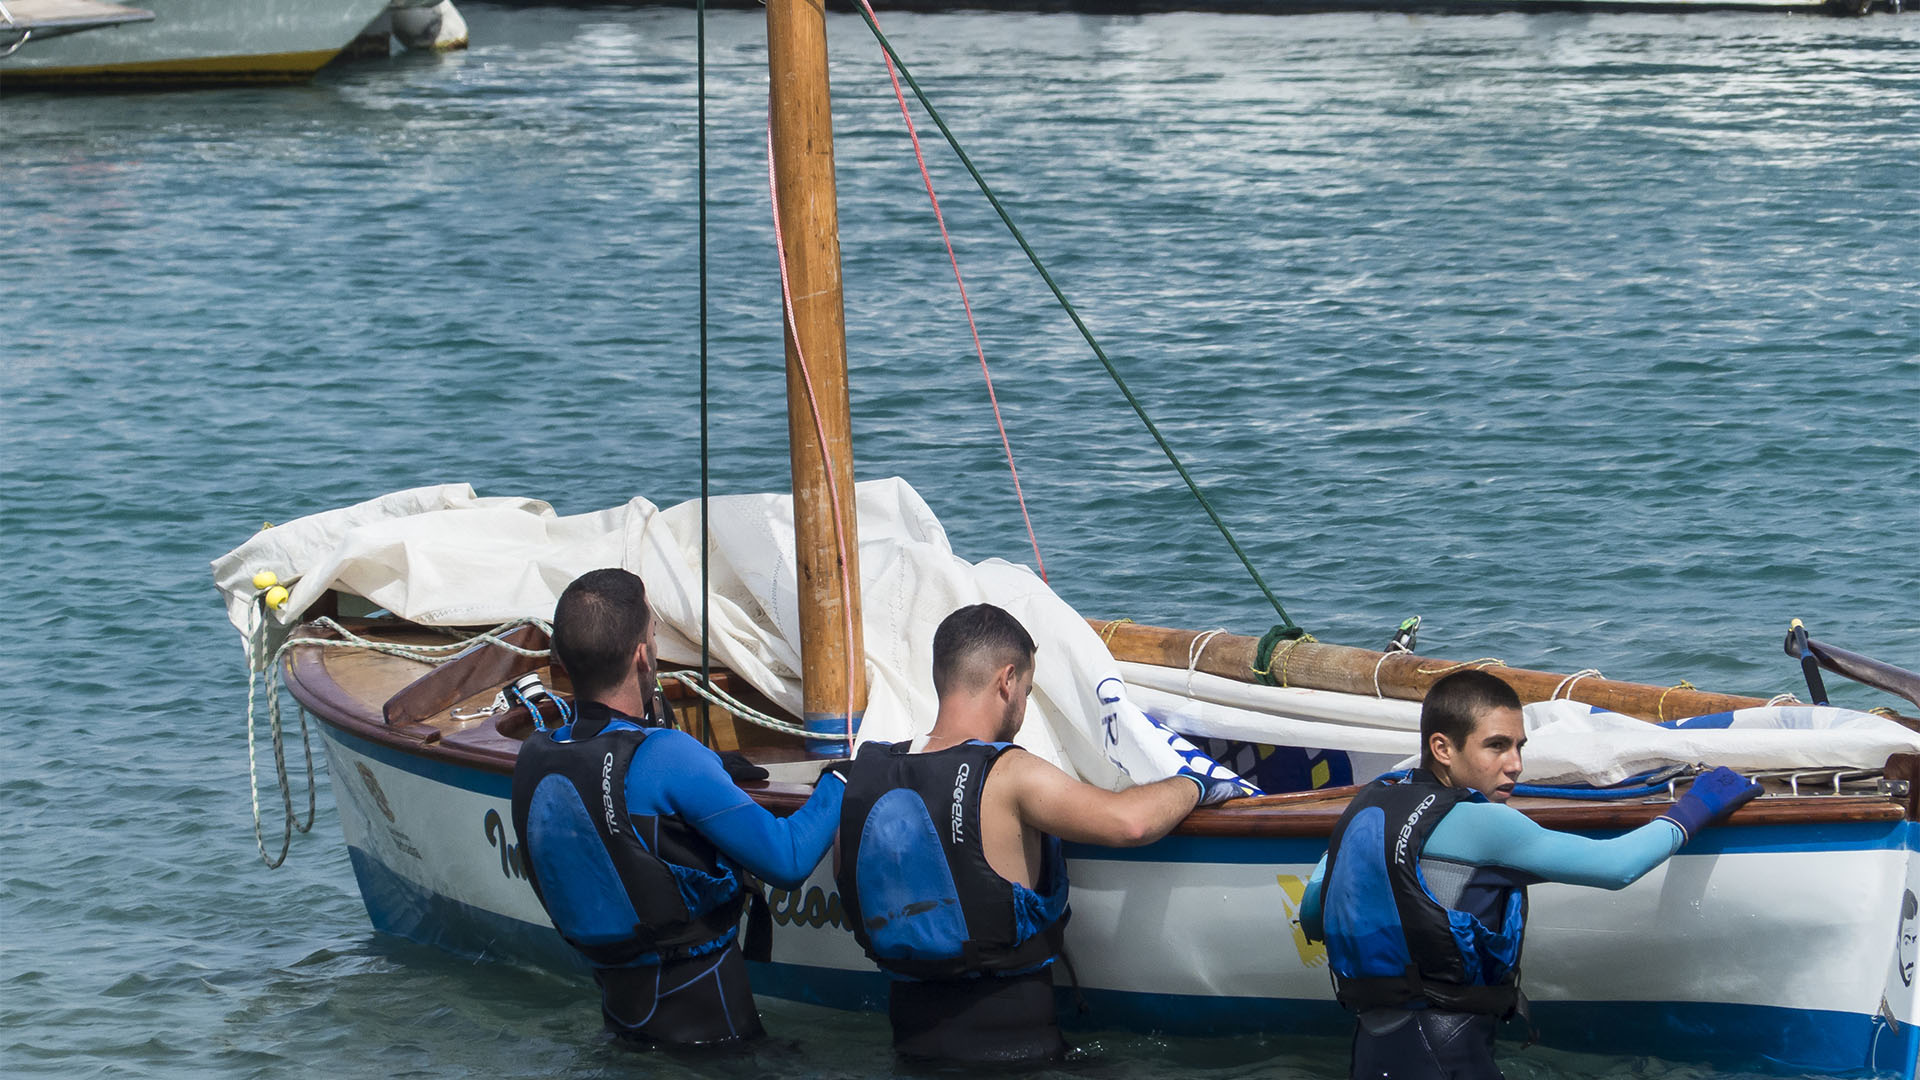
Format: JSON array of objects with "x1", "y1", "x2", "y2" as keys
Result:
[{"x1": 834, "y1": 603, "x2": 1231, "y2": 1064}]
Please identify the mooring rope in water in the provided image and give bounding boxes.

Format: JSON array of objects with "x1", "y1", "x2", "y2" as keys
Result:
[
  {"x1": 860, "y1": 0, "x2": 1044, "y2": 581},
  {"x1": 243, "y1": 615, "x2": 554, "y2": 868},
  {"x1": 766, "y1": 111, "x2": 859, "y2": 758},
  {"x1": 850, "y1": 3, "x2": 1302, "y2": 636}
]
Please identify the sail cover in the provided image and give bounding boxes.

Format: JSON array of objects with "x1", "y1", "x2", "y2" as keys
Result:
[
  {"x1": 213, "y1": 480, "x2": 1918, "y2": 790},
  {"x1": 211, "y1": 478, "x2": 1252, "y2": 795}
]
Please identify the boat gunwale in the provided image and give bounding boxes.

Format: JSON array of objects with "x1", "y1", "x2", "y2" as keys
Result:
[{"x1": 281, "y1": 620, "x2": 1913, "y2": 836}]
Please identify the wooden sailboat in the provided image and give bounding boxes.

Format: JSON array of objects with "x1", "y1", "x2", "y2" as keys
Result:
[{"x1": 223, "y1": 2, "x2": 1920, "y2": 1075}]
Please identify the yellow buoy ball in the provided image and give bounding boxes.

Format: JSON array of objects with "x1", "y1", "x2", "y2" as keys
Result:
[
  {"x1": 264, "y1": 585, "x2": 290, "y2": 610},
  {"x1": 252, "y1": 570, "x2": 279, "y2": 590}
]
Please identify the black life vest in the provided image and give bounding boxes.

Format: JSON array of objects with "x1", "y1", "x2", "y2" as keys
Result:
[
  {"x1": 510, "y1": 707, "x2": 744, "y2": 967},
  {"x1": 835, "y1": 739, "x2": 1069, "y2": 982},
  {"x1": 1320, "y1": 769, "x2": 1527, "y2": 1017}
]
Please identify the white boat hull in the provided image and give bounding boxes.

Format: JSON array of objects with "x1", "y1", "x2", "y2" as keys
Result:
[
  {"x1": 320, "y1": 721, "x2": 1920, "y2": 1077},
  {"x1": 1, "y1": 0, "x2": 392, "y2": 85}
]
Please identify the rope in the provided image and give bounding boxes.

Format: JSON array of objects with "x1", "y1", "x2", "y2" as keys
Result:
[
  {"x1": 766, "y1": 112, "x2": 858, "y2": 757},
  {"x1": 1186, "y1": 628, "x2": 1229, "y2": 698},
  {"x1": 1372, "y1": 651, "x2": 1395, "y2": 701},
  {"x1": 1550, "y1": 668, "x2": 1604, "y2": 702},
  {"x1": 659, "y1": 671, "x2": 814, "y2": 739},
  {"x1": 850, "y1": 3, "x2": 1302, "y2": 635},
  {"x1": 697, "y1": 0, "x2": 714, "y2": 748},
  {"x1": 1767, "y1": 692, "x2": 1804, "y2": 707},
  {"x1": 244, "y1": 615, "x2": 553, "y2": 868},
  {"x1": 1656, "y1": 680, "x2": 1696, "y2": 722},
  {"x1": 863, "y1": 10, "x2": 1044, "y2": 579},
  {"x1": 1251, "y1": 627, "x2": 1318, "y2": 688},
  {"x1": 1097, "y1": 617, "x2": 1133, "y2": 647},
  {"x1": 1415, "y1": 657, "x2": 1508, "y2": 677}
]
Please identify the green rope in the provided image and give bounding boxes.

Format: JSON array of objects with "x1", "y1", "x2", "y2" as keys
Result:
[
  {"x1": 1251, "y1": 624, "x2": 1315, "y2": 687},
  {"x1": 852, "y1": 8, "x2": 1301, "y2": 635}
]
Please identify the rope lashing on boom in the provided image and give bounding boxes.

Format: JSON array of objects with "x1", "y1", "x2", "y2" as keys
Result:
[
  {"x1": 766, "y1": 110, "x2": 859, "y2": 758},
  {"x1": 1251, "y1": 625, "x2": 1318, "y2": 688},
  {"x1": 1656, "y1": 680, "x2": 1697, "y2": 722},
  {"x1": 850, "y1": 2, "x2": 1303, "y2": 636},
  {"x1": 1550, "y1": 669, "x2": 1604, "y2": 702},
  {"x1": 1186, "y1": 628, "x2": 1230, "y2": 697},
  {"x1": 861, "y1": 0, "x2": 1044, "y2": 580}
]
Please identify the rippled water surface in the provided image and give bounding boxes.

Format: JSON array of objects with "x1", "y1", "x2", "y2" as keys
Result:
[{"x1": 3, "y1": 5, "x2": 1918, "y2": 1078}]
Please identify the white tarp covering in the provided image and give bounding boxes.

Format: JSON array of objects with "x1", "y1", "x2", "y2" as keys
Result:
[
  {"x1": 212, "y1": 479, "x2": 1253, "y2": 795},
  {"x1": 1120, "y1": 663, "x2": 1919, "y2": 786},
  {"x1": 214, "y1": 480, "x2": 1919, "y2": 791}
]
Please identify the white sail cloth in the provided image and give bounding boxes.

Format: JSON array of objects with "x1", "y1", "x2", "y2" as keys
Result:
[
  {"x1": 211, "y1": 478, "x2": 1252, "y2": 795},
  {"x1": 213, "y1": 480, "x2": 1918, "y2": 791},
  {"x1": 1116, "y1": 663, "x2": 1918, "y2": 786}
]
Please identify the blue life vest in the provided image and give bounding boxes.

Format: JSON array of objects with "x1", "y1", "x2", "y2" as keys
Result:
[
  {"x1": 509, "y1": 704, "x2": 744, "y2": 967},
  {"x1": 835, "y1": 740, "x2": 1069, "y2": 981},
  {"x1": 1320, "y1": 769, "x2": 1527, "y2": 1016}
]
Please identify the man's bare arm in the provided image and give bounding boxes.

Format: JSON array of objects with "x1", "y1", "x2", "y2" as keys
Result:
[{"x1": 1003, "y1": 749, "x2": 1201, "y2": 848}]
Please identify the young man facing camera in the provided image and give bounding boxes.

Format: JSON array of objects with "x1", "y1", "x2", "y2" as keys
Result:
[{"x1": 1301, "y1": 669, "x2": 1762, "y2": 1080}]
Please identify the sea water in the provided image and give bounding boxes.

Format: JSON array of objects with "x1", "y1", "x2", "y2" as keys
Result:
[{"x1": 2, "y1": 6, "x2": 1916, "y2": 1077}]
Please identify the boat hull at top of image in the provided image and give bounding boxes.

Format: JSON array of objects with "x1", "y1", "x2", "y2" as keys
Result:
[{"x1": 0, "y1": 0, "x2": 392, "y2": 87}]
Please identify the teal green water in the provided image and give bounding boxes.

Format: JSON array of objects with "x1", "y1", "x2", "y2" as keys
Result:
[{"x1": 3, "y1": 6, "x2": 1917, "y2": 1077}]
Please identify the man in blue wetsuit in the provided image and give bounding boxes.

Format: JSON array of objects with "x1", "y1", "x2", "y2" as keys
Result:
[
  {"x1": 1300, "y1": 668, "x2": 1762, "y2": 1080},
  {"x1": 836, "y1": 604, "x2": 1244, "y2": 1064},
  {"x1": 510, "y1": 568, "x2": 845, "y2": 1046}
]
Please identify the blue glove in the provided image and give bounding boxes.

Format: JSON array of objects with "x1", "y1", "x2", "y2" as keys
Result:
[
  {"x1": 1180, "y1": 770, "x2": 1251, "y2": 807},
  {"x1": 1657, "y1": 766, "x2": 1762, "y2": 841}
]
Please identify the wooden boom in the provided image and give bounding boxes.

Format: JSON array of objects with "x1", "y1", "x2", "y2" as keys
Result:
[{"x1": 1092, "y1": 618, "x2": 1770, "y2": 723}]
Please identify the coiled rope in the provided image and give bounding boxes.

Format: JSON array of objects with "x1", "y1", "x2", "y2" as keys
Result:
[{"x1": 244, "y1": 615, "x2": 555, "y2": 867}]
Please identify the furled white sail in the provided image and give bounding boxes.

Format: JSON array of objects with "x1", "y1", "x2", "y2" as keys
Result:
[{"x1": 213, "y1": 480, "x2": 1918, "y2": 791}]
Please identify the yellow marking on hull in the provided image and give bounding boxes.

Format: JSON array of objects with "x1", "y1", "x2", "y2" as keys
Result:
[
  {"x1": 1276, "y1": 873, "x2": 1329, "y2": 969},
  {"x1": 3, "y1": 48, "x2": 340, "y2": 87}
]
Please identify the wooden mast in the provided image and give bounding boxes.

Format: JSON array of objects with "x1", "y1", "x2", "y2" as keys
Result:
[{"x1": 766, "y1": 0, "x2": 867, "y2": 754}]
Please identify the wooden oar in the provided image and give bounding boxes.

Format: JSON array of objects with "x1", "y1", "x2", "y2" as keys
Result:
[{"x1": 1787, "y1": 629, "x2": 1920, "y2": 710}]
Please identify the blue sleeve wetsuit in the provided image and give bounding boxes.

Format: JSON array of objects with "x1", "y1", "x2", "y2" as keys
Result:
[
  {"x1": 623, "y1": 727, "x2": 844, "y2": 889},
  {"x1": 593, "y1": 726, "x2": 844, "y2": 1045},
  {"x1": 1298, "y1": 801, "x2": 1684, "y2": 937}
]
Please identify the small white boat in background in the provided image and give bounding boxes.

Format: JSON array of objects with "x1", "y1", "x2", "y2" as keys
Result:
[
  {"x1": 1, "y1": 0, "x2": 153, "y2": 57},
  {"x1": 1, "y1": 0, "x2": 393, "y2": 87}
]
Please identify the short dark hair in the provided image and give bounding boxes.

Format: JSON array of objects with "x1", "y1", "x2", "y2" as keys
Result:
[
  {"x1": 552, "y1": 568, "x2": 652, "y2": 700},
  {"x1": 1420, "y1": 669, "x2": 1521, "y2": 768},
  {"x1": 931, "y1": 604, "x2": 1036, "y2": 698}
]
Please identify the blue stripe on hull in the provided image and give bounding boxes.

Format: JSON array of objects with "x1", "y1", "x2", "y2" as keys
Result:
[
  {"x1": 348, "y1": 846, "x2": 1910, "y2": 1079},
  {"x1": 346, "y1": 846, "x2": 581, "y2": 972}
]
